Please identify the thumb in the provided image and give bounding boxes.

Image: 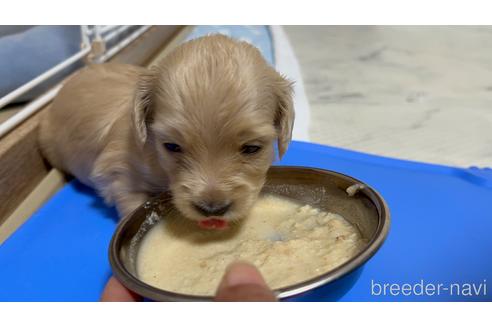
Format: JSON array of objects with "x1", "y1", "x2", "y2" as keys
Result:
[
  {"x1": 100, "y1": 276, "x2": 142, "y2": 302},
  {"x1": 214, "y1": 262, "x2": 277, "y2": 302}
]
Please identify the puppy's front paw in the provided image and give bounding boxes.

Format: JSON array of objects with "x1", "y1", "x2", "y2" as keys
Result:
[{"x1": 115, "y1": 193, "x2": 149, "y2": 219}]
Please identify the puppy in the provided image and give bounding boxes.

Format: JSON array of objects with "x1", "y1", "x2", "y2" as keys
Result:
[{"x1": 39, "y1": 35, "x2": 294, "y2": 227}]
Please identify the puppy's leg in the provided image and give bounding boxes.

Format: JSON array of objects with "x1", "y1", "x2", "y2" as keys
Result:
[
  {"x1": 114, "y1": 191, "x2": 149, "y2": 218},
  {"x1": 91, "y1": 150, "x2": 150, "y2": 218},
  {"x1": 103, "y1": 177, "x2": 149, "y2": 218},
  {"x1": 91, "y1": 170, "x2": 149, "y2": 218}
]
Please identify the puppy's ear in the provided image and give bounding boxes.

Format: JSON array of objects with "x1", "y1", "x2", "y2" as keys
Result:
[
  {"x1": 133, "y1": 69, "x2": 156, "y2": 145},
  {"x1": 273, "y1": 74, "x2": 295, "y2": 158}
]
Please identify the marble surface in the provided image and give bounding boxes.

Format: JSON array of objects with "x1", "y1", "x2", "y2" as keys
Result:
[{"x1": 284, "y1": 26, "x2": 492, "y2": 168}]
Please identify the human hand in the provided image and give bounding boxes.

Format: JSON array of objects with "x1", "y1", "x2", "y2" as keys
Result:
[
  {"x1": 100, "y1": 261, "x2": 277, "y2": 302},
  {"x1": 214, "y1": 261, "x2": 277, "y2": 301}
]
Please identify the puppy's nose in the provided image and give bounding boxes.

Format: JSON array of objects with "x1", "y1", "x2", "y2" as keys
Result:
[{"x1": 193, "y1": 201, "x2": 231, "y2": 216}]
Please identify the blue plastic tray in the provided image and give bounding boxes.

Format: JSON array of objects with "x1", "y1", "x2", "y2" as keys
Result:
[{"x1": 1, "y1": 141, "x2": 491, "y2": 301}]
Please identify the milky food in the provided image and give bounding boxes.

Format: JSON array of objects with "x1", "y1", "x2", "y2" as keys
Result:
[{"x1": 136, "y1": 195, "x2": 366, "y2": 296}]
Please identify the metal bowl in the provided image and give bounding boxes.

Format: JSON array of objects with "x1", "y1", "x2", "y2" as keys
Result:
[{"x1": 109, "y1": 166, "x2": 390, "y2": 301}]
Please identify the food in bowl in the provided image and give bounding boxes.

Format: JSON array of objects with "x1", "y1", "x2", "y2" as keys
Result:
[{"x1": 136, "y1": 194, "x2": 367, "y2": 296}]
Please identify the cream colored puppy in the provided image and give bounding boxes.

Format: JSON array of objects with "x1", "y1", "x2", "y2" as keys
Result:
[{"x1": 39, "y1": 35, "x2": 294, "y2": 227}]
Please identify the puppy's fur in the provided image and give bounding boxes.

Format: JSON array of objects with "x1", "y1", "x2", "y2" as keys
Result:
[{"x1": 39, "y1": 35, "x2": 294, "y2": 221}]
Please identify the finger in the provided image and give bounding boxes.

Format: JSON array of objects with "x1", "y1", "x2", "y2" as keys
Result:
[
  {"x1": 214, "y1": 262, "x2": 277, "y2": 302},
  {"x1": 100, "y1": 276, "x2": 143, "y2": 302}
]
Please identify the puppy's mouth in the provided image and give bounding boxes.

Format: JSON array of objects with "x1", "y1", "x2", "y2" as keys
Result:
[{"x1": 197, "y1": 217, "x2": 229, "y2": 230}]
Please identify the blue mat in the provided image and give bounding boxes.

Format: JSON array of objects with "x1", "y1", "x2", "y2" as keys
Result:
[{"x1": 1, "y1": 141, "x2": 491, "y2": 301}]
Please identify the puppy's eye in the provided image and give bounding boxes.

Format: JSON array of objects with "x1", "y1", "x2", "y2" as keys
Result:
[
  {"x1": 241, "y1": 145, "x2": 262, "y2": 155},
  {"x1": 163, "y1": 143, "x2": 182, "y2": 153}
]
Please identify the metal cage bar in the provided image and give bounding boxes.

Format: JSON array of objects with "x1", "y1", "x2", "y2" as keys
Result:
[{"x1": 0, "y1": 25, "x2": 152, "y2": 139}]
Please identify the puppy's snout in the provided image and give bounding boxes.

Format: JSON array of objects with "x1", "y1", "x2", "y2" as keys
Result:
[{"x1": 193, "y1": 201, "x2": 232, "y2": 217}]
